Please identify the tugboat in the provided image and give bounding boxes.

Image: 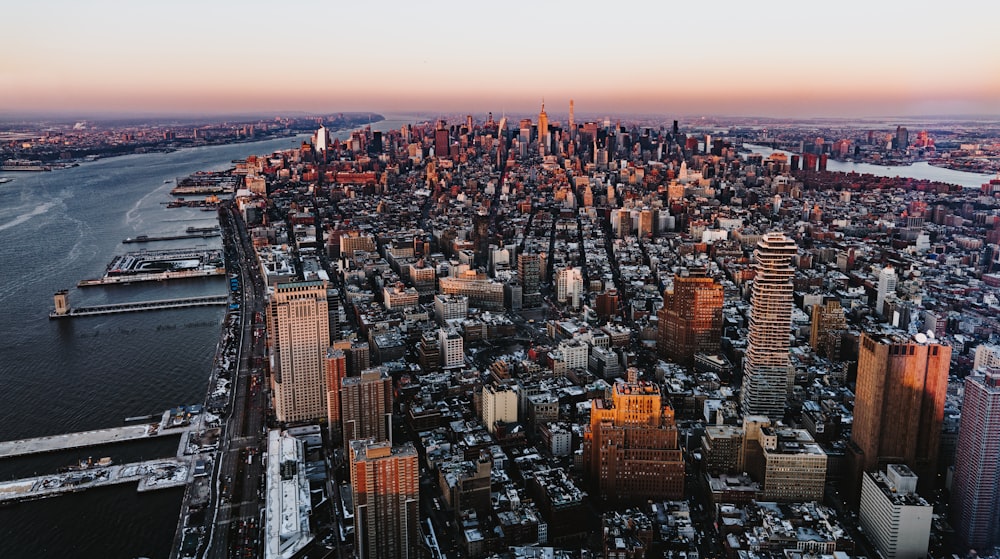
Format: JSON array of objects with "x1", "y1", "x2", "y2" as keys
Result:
[{"x1": 59, "y1": 456, "x2": 113, "y2": 473}]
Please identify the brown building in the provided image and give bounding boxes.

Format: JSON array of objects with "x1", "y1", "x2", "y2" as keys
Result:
[
  {"x1": 350, "y1": 439, "x2": 420, "y2": 559},
  {"x1": 657, "y1": 271, "x2": 724, "y2": 366},
  {"x1": 342, "y1": 368, "x2": 393, "y2": 449},
  {"x1": 583, "y1": 380, "x2": 685, "y2": 502},
  {"x1": 810, "y1": 300, "x2": 848, "y2": 361},
  {"x1": 325, "y1": 348, "x2": 347, "y2": 444},
  {"x1": 849, "y1": 331, "x2": 950, "y2": 496}
]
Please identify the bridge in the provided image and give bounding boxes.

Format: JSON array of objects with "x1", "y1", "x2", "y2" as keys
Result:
[{"x1": 50, "y1": 294, "x2": 229, "y2": 318}]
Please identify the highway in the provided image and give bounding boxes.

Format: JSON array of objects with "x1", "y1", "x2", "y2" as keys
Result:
[{"x1": 166, "y1": 200, "x2": 269, "y2": 559}]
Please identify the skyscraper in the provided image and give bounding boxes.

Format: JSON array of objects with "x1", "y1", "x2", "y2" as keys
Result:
[
  {"x1": 350, "y1": 439, "x2": 420, "y2": 559},
  {"x1": 950, "y1": 369, "x2": 1000, "y2": 551},
  {"x1": 656, "y1": 270, "x2": 724, "y2": 366},
  {"x1": 268, "y1": 281, "x2": 330, "y2": 423},
  {"x1": 850, "y1": 331, "x2": 950, "y2": 493},
  {"x1": 325, "y1": 348, "x2": 347, "y2": 443},
  {"x1": 740, "y1": 233, "x2": 797, "y2": 421},
  {"x1": 537, "y1": 101, "x2": 549, "y2": 154},
  {"x1": 876, "y1": 265, "x2": 898, "y2": 316},
  {"x1": 341, "y1": 368, "x2": 393, "y2": 448},
  {"x1": 583, "y1": 378, "x2": 684, "y2": 502}
]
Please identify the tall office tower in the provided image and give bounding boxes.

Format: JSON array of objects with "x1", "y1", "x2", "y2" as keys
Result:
[
  {"x1": 740, "y1": 233, "x2": 797, "y2": 421},
  {"x1": 537, "y1": 101, "x2": 549, "y2": 153},
  {"x1": 583, "y1": 379, "x2": 684, "y2": 502},
  {"x1": 434, "y1": 125, "x2": 449, "y2": 159},
  {"x1": 268, "y1": 281, "x2": 330, "y2": 423},
  {"x1": 481, "y1": 382, "x2": 518, "y2": 434},
  {"x1": 341, "y1": 368, "x2": 393, "y2": 448},
  {"x1": 810, "y1": 300, "x2": 848, "y2": 360},
  {"x1": 895, "y1": 126, "x2": 909, "y2": 149},
  {"x1": 326, "y1": 287, "x2": 341, "y2": 343},
  {"x1": 950, "y1": 369, "x2": 1000, "y2": 551},
  {"x1": 568, "y1": 99, "x2": 575, "y2": 138},
  {"x1": 876, "y1": 265, "x2": 897, "y2": 316},
  {"x1": 518, "y1": 253, "x2": 541, "y2": 308},
  {"x1": 656, "y1": 270, "x2": 724, "y2": 366},
  {"x1": 350, "y1": 439, "x2": 419, "y2": 559},
  {"x1": 860, "y1": 464, "x2": 932, "y2": 559},
  {"x1": 850, "y1": 332, "x2": 950, "y2": 494},
  {"x1": 325, "y1": 348, "x2": 347, "y2": 443}
]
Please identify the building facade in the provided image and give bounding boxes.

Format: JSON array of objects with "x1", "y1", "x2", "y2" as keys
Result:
[
  {"x1": 859, "y1": 464, "x2": 932, "y2": 559},
  {"x1": 268, "y1": 281, "x2": 330, "y2": 423},
  {"x1": 850, "y1": 331, "x2": 950, "y2": 491},
  {"x1": 740, "y1": 233, "x2": 797, "y2": 421},
  {"x1": 583, "y1": 380, "x2": 684, "y2": 502},
  {"x1": 350, "y1": 440, "x2": 420, "y2": 559},
  {"x1": 950, "y1": 369, "x2": 1000, "y2": 551},
  {"x1": 656, "y1": 271, "x2": 723, "y2": 366},
  {"x1": 341, "y1": 368, "x2": 393, "y2": 448}
]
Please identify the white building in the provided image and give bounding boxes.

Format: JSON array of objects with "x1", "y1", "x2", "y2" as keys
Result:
[
  {"x1": 859, "y1": 464, "x2": 932, "y2": 559},
  {"x1": 265, "y1": 430, "x2": 313, "y2": 559},
  {"x1": 482, "y1": 383, "x2": 518, "y2": 434},
  {"x1": 973, "y1": 343, "x2": 1000, "y2": 371},
  {"x1": 434, "y1": 294, "x2": 468, "y2": 325},
  {"x1": 438, "y1": 328, "x2": 464, "y2": 369},
  {"x1": 556, "y1": 266, "x2": 584, "y2": 308},
  {"x1": 876, "y1": 265, "x2": 898, "y2": 316}
]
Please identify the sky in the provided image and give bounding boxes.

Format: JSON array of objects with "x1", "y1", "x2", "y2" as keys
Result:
[{"x1": 2, "y1": 0, "x2": 999, "y2": 119}]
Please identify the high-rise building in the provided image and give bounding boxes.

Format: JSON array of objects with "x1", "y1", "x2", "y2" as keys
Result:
[
  {"x1": 434, "y1": 126, "x2": 449, "y2": 159},
  {"x1": 583, "y1": 379, "x2": 684, "y2": 502},
  {"x1": 325, "y1": 348, "x2": 347, "y2": 443},
  {"x1": 850, "y1": 331, "x2": 950, "y2": 493},
  {"x1": 656, "y1": 270, "x2": 723, "y2": 366},
  {"x1": 350, "y1": 439, "x2": 420, "y2": 559},
  {"x1": 482, "y1": 382, "x2": 517, "y2": 434},
  {"x1": 438, "y1": 327, "x2": 464, "y2": 369},
  {"x1": 518, "y1": 253, "x2": 542, "y2": 308},
  {"x1": 537, "y1": 101, "x2": 549, "y2": 154},
  {"x1": 810, "y1": 300, "x2": 847, "y2": 360},
  {"x1": 876, "y1": 265, "x2": 898, "y2": 316},
  {"x1": 568, "y1": 99, "x2": 575, "y2": 138},
  {"x1": 973, "y1": 343, "x2": 1000, "y2": 371},
  {"x1": 341, "y1": 368, "x2": 393, "y2": 448},
  {"x1": 556, "y1": 266, "x2": 584, "y2": 308},
  {"x1": 949, "y1": 369, "x2": 1000, "y2": 551},
  {"x1": 740, "y1": 233, "x2": 797, "y2": 421},
  {"x1": 753, "y1": 427, "x2": 827, "y2": 501},
  {"x1": 860, "y1": 464, "x2": 932, "y2": 559},
  {"x1": 268, "y1": 281, "x2": 330, "y2": 423}
]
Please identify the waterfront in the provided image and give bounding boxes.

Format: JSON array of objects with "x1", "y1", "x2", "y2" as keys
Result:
[
  {"x1": 742, "y1": 143, "x2": 995, "y2": 189},
  {"x1": 0, "y1": 118, "x2": 413, "y2": 558}
]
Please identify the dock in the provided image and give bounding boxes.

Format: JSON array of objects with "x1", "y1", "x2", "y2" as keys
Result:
[
  {"x1": 0, "y1": 411, "x2": 203, "y2": 459},
  {"x1": 123, "y1": 232, "x2": 220, "y2": 244},
  {"x1": 77, "y1": 247, "x2": 225, "y2": 287},
  {"x1": 0, "y1": 458, "x2": 191, "y2": 504},
  {"x1": 50, "y1": 295, "x2": 229, "y2": 318}
]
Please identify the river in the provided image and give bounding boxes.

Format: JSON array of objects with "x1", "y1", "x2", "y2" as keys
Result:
[
  {"x1": 0, "y1": 116, "x2": 415, "y2": 559},
  {"x1": 742, "y1": 143, "x2": 995, "y2": 189}
]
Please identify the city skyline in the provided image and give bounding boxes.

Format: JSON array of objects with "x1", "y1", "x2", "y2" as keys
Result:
[{"x1": 4, "y1": 0, "x2": 1000, "y2": 118}]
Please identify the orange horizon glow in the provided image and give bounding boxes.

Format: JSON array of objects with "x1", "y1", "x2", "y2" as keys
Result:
[{"x1": 3, "y1": 0, "x2": 999, "y2": 118}]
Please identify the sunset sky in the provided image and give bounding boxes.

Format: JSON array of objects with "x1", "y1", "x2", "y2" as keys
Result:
[{"x1": 3, "y1": 0, "x2": 999, "y2": 118}]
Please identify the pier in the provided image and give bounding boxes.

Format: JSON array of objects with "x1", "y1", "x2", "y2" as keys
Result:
[
  {"x1": 0, "y1": 410, "x2": 203, "y2": 459},
  {"x1": 0, "y1": 458, "x2": 191, "y2": 504},
  {"x1": 123, "y1": 232, "x2": 220, "y2": 244},
  {"x1": 77, "y1": 247, "x2": 225, "y2": 287},
  {"x1": 50, "y1": 294, "x2": 229, "y2": 318}
]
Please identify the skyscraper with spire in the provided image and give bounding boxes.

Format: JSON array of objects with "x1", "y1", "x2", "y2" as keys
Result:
[
  {"x1": 740, "y1": 233, "x2": 797, "y2": 421},
  {"x1": 537, "y1": 100, "x2": 549, "y2": 154}
]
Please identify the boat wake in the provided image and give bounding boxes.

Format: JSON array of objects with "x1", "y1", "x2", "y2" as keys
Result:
[{"x1": 0, "y1": 200, "x2": 58, "y2": 233}]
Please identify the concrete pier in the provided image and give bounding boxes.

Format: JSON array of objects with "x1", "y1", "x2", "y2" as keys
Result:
[
  {"x1": 49, "y1": 294, "x2": 229, "y2": 318},
  {"x1": 0, "y1": 458, "x2": 191, "y2": 504},
  {"x1": 0, "y1": 412, "x2": 202, "y2": 459}
]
